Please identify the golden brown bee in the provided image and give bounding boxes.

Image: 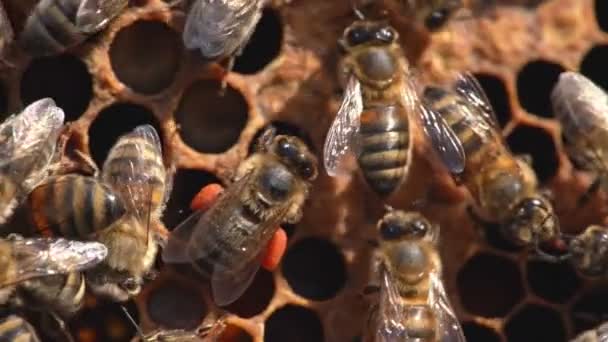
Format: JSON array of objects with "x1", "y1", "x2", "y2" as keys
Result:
[
  {"x1": 163, "y1": 128, "x2": 317, "y2": 306},
  {"x1": 0, "y1": 1, "x2": 13, "y2": 66},
  {"x1": 20, "y1": 0, "x2": 128, "y2": 57},
  {"x1": 365, "y1": 209, "x2": 464, "y2": 342},
  {"x1": 27, "y1": 125, "x2": 172, "y2": 302},
  {"x1": 0, "y1": 98, "x2": 65, "y2": 225},
  {"x1": 566, "y1": 225, "x2": 608, "y2": 278},
  {"x1": 0, "y1": 315, "x2": 41, "y2": 342},
  {"x1": 323, "y1": 20, "x2": 419, "y2": 197},
  {"x1": 571, "y1": 321, "x2": 608, "y2": 342},
  {"x1": 420, "y1": 73, "x2": 559, "y2": 248}
]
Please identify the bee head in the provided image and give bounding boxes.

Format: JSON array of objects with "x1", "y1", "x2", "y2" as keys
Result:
[
  {"x1": 272, "y1": 135, "x2": 318, "y2": 181},
  {"x1": 502, "y1": 196, "x2": 559, "y2": 246},
  {"x1": 339, "y1": 21, "x2": 398, "y2": 52},
  {"x1": 569, "y1": 225, "x2": 608, "y2": 277},
  {"x1": 378, "y1": 210, "x2": 434, "y2": 242}
]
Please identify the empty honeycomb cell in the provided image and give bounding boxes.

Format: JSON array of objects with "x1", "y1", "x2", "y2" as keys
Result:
[
  {"x1": 580, "y1": 45, "x2": 608, "y2": 90},
  {"x1": 505, "y1": 303, "x2": 566, "y2": 342},
  {"x1": 595, "y1": 0, "x2": 608, "y2": 33},
  {"x1": 526, "y1": 259, "x2": 580, "y2": 304},
  {"x1": 88, "y1": 102, "x2": 162, "y2": 166},
  {"x1": 69, "y1": 298, "x2": 138, "y2": 342},
  {"x1": 233, "y1": 8, "x2": 283, "y2": 75},
  {"x1": 506, "y1": 125, "x2": 559, "y2": 183},
  {"x1": 264, "y1": 305, "x2": 324, "y2": 342},
  {"x1": 457, "y1": 252, "x2": 524, "y2": 317},
  {"x1": 146, "y1": 281, "x2": 206, "y2": 330},
  {"x1": 462, "y1": 321, "x2": 501, "y2": 342},
  {"x1": 282, "y1": 237, "x2": 346, "y2": 301},
  {"x1": 110, "y1": 20, "x2": 181, "y2": 94},
  {"x1": 162, "y1": 169, "x2": 221, "y2": 229},
  {"x1": 20, "y1": 54, "x2": 93, "y2": 121},
  {"x1": 224, "y1": 269, "x2": 275, "y2": 318},
  {"x1": 249, "y1": 121, "x2": 316, "y2": 155},
  {"x1": 218, "y1": 324, "x2": 254, "y2": 342},
  {"x1": 174, "y1": 80, "x2": 248, "y2": 153},
  {"x1": 473, "y1": 73, "x2": 512, "y2": 128},
  {"x1": 571, "y1": 287, "x2": 608, "y2": 334},
  {"x1": 516, "y1": 60, "x2": 565, "y2": 118}
]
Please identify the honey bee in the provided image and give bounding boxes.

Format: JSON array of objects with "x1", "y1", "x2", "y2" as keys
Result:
[
  {"x1": 551, "y1": 71, "x2": 608, "y2": 206},
  {"x1": 0, "y1": 315, "x2": 41, "y2": 342},
  {"x1": 365, "y1": 209, "x2": 464, "y2": 342},
  {"x1": 420, "y1": 73, "x2": 560, "y2": 249},
  {"x1": 0, "y1": 1, "x2": 13, "y2": 66},
  {"x1": 163, "y1": 128, "x2": 317, "y2": 306},
  {"x1": 571, "y1": 321, "x2": 608, "y2": 342},
  {"x1": 0, "y1": 98, "x2": 65, "y2": 225},
  {"x1": 565, "y1": 225, "x2": 608, "y2": 278},
  {"x1": 27, "y1": 124, "x2": 172, "y2": 302},
  {"x1": 20, "y1": 0, "x2": 128, "y2": 57},
  {"x1": 323, "y1": 20, "x2": 419, "y2": 197}
]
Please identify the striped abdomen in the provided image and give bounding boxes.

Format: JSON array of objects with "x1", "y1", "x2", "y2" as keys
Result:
[
  {"x1": 0, "y1": 315, "x2": 40, "y2": 342},
  {"x1": 20, "y1": 0, "x2": 86, "y2": 57},
  {"x1": 19, "y1": 272, "x2": 85, "y2": 317},
  {"x1": 27, "y1": 174, "x2": 127, "y2": 238},
  {"x1": 357, "y1": 105, "x2": 409, "y2": 196}
]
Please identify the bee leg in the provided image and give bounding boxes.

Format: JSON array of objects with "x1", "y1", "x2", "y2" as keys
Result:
[{"x1": 577, "y1": 176, "x2": 602, "y2": 209}]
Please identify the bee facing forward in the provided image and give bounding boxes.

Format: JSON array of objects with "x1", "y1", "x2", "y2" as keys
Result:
[
  {"x1": 365, "y1": 209, "x2": 464, "y2": 342},
  {"x1": 0, "y1": 315, "x2": 41, "y2": 342},
  {"x1": 20, "y1": 0, "x2": 128, "y2": 57},
  {"x1": 163, "y1": 128, "x2": 317, "y2": 306},
  {"x1": 324, "y1": 20, "x2": 419, "y2": 197}
]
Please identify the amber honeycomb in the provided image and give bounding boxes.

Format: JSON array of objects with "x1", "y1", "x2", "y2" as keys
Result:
[{"x1": 1, "y1": 0, "x2": 608, "y2": 341}]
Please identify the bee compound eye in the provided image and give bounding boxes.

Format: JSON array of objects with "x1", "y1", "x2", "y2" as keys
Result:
[
  {"x1": 376, "y1": 27, "x2": 395, "y2": 42},
  {"x1": 346, "y1": 27, "x2": 370, "y2": 46},
  {"x1": 276, "y1": 138, "x2": 298, "y2": 159},
  {"x1": 380, "y1": 220, "x2": 405, "y2": 240},
  {"x1": 425, "y1": 9, "x2": 449, "y2": 31}
]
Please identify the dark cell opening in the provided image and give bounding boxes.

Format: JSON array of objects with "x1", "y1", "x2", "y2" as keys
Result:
[
  {"x1": 162, "y1": 169, "x2": 221, "y2": 229},
  {"x1": 0, "y1": 81, "x2": 7, "y2": 115},
  {"x1": 146, "y1": 282, "x2": 206, "y2": 330},
  {"x1": 506, "y1": 124, "x2": 559, "y2": 183},
  {"x1": 88, "y1": 102, "x2": 162, "y2": 166},
  {"x1": 480, "y1": 221, "x2": 526, "y2": 253},
  {"x1": 516, "y1": 60, "x2": 565, "y2": 118},
  {"x1": 218, "y1": 324, "x2": 254, "y2": 342},
  {"x1": 233, "y1": 8, "x2": 283, "y2": 74},
  {"x1": 175, "y1": 80, "x2": 248, "y2": 153},
  {"x1": 282, "y1": 238, "x2": 346, "y2": 301},
  {"x1": 265, "y1": 305, "x2": 324, "y2": 342},
  {"x1": 110, "y1": 20, "x2": 181, "y2": 94},
  {"x1": 473, "y1": 73, "x2": 512, "y2": 128},
  {"x1": 580, "y1": 45, "x2": 608, "y2": 91},
  {"x1": 596, "y1": 0, "x2": 608, "y2": 33},
  {"x1": 248, "y1": 121, "x2": 316, "y2": 155},
  {"x1": 462, "y1": 321, "x2": 501, "y2": 342},
  {"x1": 225, "y1": 269, "x2": 275, "y2": 318},
  {"x1": 68, "y1": 298, "x2": 138, "y2": 342},
  {"x1": 526, "y1": 259, "x2": 580, "y2": 304},
  {"x1": 571, "y1": 287, "x2": 608, "y2": 335},
  {"x1": 21, "y1": 54, "x2": 92, "y2": 122},
  {"x1": 457, "y1": 252, "x2": 524, "y2": 317},
  {"x1": 505, "y1": 304, "x2": 566, "y2": 342}
]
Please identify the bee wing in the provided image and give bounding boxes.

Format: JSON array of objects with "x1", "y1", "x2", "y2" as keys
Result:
[
  {"x1": 210, "y1": 254, "x2": 261, "y2": 306},
  {"x1": 323, "y1": 74, "x2": 363, "y2": 177},
  {"x1": 375, "y1": 265, "x2": 408, "y2": 341},
  {"x1": 428, "y1": 271, "x2": 466, "y2": 342},
  {"x1": 453, "y1": 72, "x2": 500, "y2": 130},
  {"x1": 76, "y1": 0, "x2": 128, "y2": 34},
  {"x1": 4, "y1": 236, "x2": 107, "y2": 286}
]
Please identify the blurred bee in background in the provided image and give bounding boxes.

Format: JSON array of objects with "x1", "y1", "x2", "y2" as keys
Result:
[
  {"x1": 570, "y1": 320, "x2": 608, "y2": 342},
  {"x1": 27, "y1": 125, "x2": 172, "y2": 302},
  {"x1": 20, "y1": 0, "x2": 128, "y2": 57},
  {"x1": 163, "y1": 128, "x2": 317, "y2": 306},
  {"x1": 420, "y1": 73, "x2": 560, "y2": 250},
  {"x1": 323, "y1": 19, "x2": 419, "y2": 197},
  {"x1": 0, "y1": 314, "x2": 41, "y2": 342},
  {"x1": 0, "y1": 1, "x2": 14, "y2": 67},
  {"x1": 0, "y1": 98, "x2": 65, "y2": 225},
  {"x1": 364, "y1": 209, "x2": 465, "y2": 342},
  {"x1": 562, "y1": 225, "x2": 608, "y2": 278}
]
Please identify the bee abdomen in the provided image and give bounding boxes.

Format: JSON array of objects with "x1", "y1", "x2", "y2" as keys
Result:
[
  {"x1": 20, "y1": 0, "x2": 86, "y2": 57},
  {"x1": 20, "y1": 272, "x2": 85, "y2": 317},
  {"x1": 403, "y1": 305, "x2": 437, "y2": 342},
  {"x1": 0, "y1": 315, "x2": 40, "y2": 342},
  {"x1": 27, "y1": 175, "x2": 126, "y2": 238}
]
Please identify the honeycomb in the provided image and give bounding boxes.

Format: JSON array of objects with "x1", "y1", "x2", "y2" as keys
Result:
[{"x1": 1, "y1": 0, "x2": 608, "y2": 341}]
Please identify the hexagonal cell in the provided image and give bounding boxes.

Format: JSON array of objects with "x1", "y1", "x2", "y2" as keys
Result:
[
  {"x1": 88, "y1": 102, "x2": 162, "y2": 166},
  {"x1": 505, "y1": 303, "x2": 566, "y2": 342},
  {"x1": 571, "y1": 287, "x2": 608, "y2": 335},
  {"x1": 233, "y1": 7, "x2": 283, "y2": 75},
  {"x1": 110, "y1": 20, "x2": 181, "y2": 95},
  {"x1": 162, "y1": 169, "x2": 221, "y2": 229},
  {"x1": 248, "y1": 121, "x2": 316, "y2": 155},
  {"x1": 224, "y1": 269, "x2": 275, "y2": 318},
  {"x1": 516, "y1": 60, "x2": 565, "y2": 119},
  {"x1": 473, "y1": 73, "x2": 512, "y2": 128},
  {"x1": 506, "y1": 124, "x2": 559, "y2": 183},
  {"x1": 457, "y1": 252, "x2": 524, "y2": 317},
  {"x1": 580, "y1": 45, "x2": 608, "y2": 91},
  {"x1": 526, "y1": 259, "x2": 580, "y2": 304},
  {"x1": 218, "y1": 323, "x2": 254, "y2": 342},
  {"x1": 21, "y1": 54, "x2": 93, "y2": 121},
  {"x1": 69, "y1": 298, "x2": 138, "y2": 342},
  {"x1": 282, "y1": 237, "x2": 346, "y2": 301},
  {"x1": 596, "y1": 0, "x2": 608, "y2": 33},
  {"x1": 174, "y1": 80, "x2": 248, "y2": 154},
  {"x1": 462, "y1": 321, "x2": 501, "y2": 342},
  {"x1": 264, "y1": 305, "x2": 324, "y2": 342},
  {"x1": 146, "y1": 281, "x2": 207, "y2": 330}
]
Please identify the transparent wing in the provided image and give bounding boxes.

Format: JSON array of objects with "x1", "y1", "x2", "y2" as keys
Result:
[
  {"x1": 376, "y1": 265, "x2": 408, "y2": 342},
  {"x1": 453, "y1": 72, "x2": 500, "y2": 129},
  {"x1": 3, "y1": 236, "x2": 107, "y2": 286},
  {"x1": 428, "y1": 271, "x2": 466, "y2": 342},
  {"x1": 323, "y1": 74, "x2": 363, "y2": 177},
  {"x1": 76, "y1": 0, "x2": 128, "y2": 34},
  {"x1": 211, "y1": 255, "x2": 260, "y2": 306}
]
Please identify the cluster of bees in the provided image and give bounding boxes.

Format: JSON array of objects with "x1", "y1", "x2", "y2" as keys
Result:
[{"x1": 0, "y1": 0, "x2": 607, "y2": 341}]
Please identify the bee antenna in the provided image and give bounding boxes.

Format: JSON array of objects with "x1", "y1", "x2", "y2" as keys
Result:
[
  {"x1": 121, "y1": 305, "x2": 145, "y2": 339},
  {"x1": 350, "y1": 0, "x2": 366, "y2": 20}
]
